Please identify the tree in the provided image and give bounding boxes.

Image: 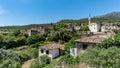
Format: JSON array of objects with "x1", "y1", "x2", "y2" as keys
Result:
[
  {"x1": 26, "y1": 34, "x2": 45, "y2": 45},
  {"x1": 13, "y1": 30, "x2": 20, "y2": 36},
  {"x1": 17, "y1": 36, "x2": 26, "y2": 46},
  {"x1": 83, "y1": 26, "x2": 90, "y2": 31},
  {"x1": 47, "y1": 30, "x2": 71, "y2": 43},
  {"x1": 0, "y1": 34, "x2": 4, "y2": 43}
]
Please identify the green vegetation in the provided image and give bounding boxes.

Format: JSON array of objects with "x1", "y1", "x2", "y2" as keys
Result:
[
  {"x1": 0, "y1": 59, "x2": 21, "y2": 68},
  {"x1": 30, "y1": 55, "x2": 51, "y2": 68},
  {"x1": 47, "y1": 30, "x2": 72, "y2": 43},
  {"x1": 97, "y1": 31, "x2": 120, "y2": 49},
  {"x1": 0, "y1": 34, "x2": 27, "y2": 49},
  {"x1": 26, "y1": 34, "x2": 45, "y2": 45},
  {"x1": 13, "y1": 29, "x2": 21, "y2": 36},
  {"x1": 81, "y1": 46, "x2": 120, "y2": 68},
  {"x1": 0, "y1": 24, "x2": 49, "y2": 30},
  {"x1": 0, "y1": 49, "x2": 26, "y2": 63},
  {"x1": 0, "y1": 49, "x2": 28, "y2": 67}
]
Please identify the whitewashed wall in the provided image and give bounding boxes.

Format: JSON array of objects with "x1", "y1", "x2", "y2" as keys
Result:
[{"x1": 88, "y1": 24, "x2": 100, "y2": 32}]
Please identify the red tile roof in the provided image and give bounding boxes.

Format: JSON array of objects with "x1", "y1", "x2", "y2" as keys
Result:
[
  {"x1": 40, "y1": 42, "x2": 65, "y2": 50},
  {"x1": 75, "y1": 36, "x2": 106, "y2": 43}
]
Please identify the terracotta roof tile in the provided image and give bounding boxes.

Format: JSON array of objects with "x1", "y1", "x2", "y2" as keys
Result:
[
  {"x1": 75, "y1": 36, "x2": 106, "y2": 43},
  {"x1": 40, "y1": 42, "x2": 65, "y2": 50}
]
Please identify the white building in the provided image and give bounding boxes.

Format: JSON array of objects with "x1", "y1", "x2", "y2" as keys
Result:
[
  {"x1": 70, "y1": 48, "x2": 77, "y2": 58},
  {"x1": 39, "y1": 42, "x2": 65, "y2": 61},
  {"x1": 88, "y1": 15, "x2": 100, "y2": 32},
  {"x1": 88, "y1": 22, "x2": 100, "y2": 32}
]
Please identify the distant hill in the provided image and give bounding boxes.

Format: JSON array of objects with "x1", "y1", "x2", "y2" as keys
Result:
[
  {"x1": 0, "y1": 24, "x2": 51, "y2": 31},
  {"x1": 0, "y1": 11, "x2": 120, "y2": 30},
  {"x1": 95, "y1": 12, "x2": 120, "y2": 19},
  {"x1": 58, "y1": 12, "x2": 120, "y2": 24}
]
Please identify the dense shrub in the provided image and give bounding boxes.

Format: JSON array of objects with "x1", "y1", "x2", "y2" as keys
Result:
[
  {"x1": 0, "y1": 49, "x2": 21, "y2": 62},
  {"x1": 29, "y1": 48, "x2": 38, "y2": 58},
  {"x1": 0, "y1": 49, "x2": 29, "y2": 63},
  {"x1": 30, "y1": 41, "x2": 44, "y2": 48},
  {"x1": 30, "y1": 55, "x2": 51, "y2": 68},
  {"x1": 59, "y1": 54, "x2": 81, "y2": 65},
  {"x1": 19, "y1": 52, "x2": 31, "y2": 62},
  {"x1": 97, "y1": 39, "x2": 120, "y2": 49},
  {"x1": 0, "y1": 59, "x2": 21, "y2": 68},
  {"x1": 81, "y1": 47, "x2": 120, "y2": 68},
  {"x1": 30, "y1": 43, "x2": 40, "y2": 48},
  {"x1": 17, "y1": 36, "x2": 26, "y2": 46},
  {"x1": 0, "y1": 35, "x2": 26, "y2": 49},
  {"x1": 18, "y1": 47, "x2": 38, "y2": 59},
  {"x1": 13, "y1": 30, "x2": 21, "y2": 36},
  {"x1": 27, "y1": 34, "x2": 45, "y2": 45},
  {"x1": 0, "y1": 49, "x2": 31, "y2": 68},
  {"x1": 47, "y1": 30, "x2": 72, "y2": 43},
  {"x1": 0, "y1": 34, "x2": 4, "y2": 43}
]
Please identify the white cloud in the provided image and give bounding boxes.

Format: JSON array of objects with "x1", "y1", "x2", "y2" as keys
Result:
[{"x1": 0, "y1": 7, "x2": 6, "y2": 15}]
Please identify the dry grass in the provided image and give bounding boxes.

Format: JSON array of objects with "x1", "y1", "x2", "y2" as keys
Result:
[{"x1": 22, "y1": 59, "x2": 35, "y2": 68}]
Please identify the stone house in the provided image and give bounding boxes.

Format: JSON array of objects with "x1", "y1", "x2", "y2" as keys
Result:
[
  {"x1": 67, "y1": 24, "x2": 81, "y2": 31},
  {"x1": 28, "y1": 29, "x2": 38, "y2": 36},
  {"x1": 38, "y1": 26, "x2": 49, "y2": 33},
  {"x1": 20, "y1": 30, "x2": 27, "y2": 35},
  {"x1": 101, "y1": 23, "x2": 118, "y2": 32},
  {"x1": 70, "y1": 36, "x2": 106, "y2": 57},
  {"x1": 27, "y1": 26, "x2": 49, "y2": 36},
  {"x1": 74, "y1": 26, "x2": 81, "y2": 31},
  {"x1": 1, "y1": 32, "x2": 9, "y2": 35},
  {"x1": 67, "y1": 24, "x2": 74, "y2": 31},
  {"x1": 39, "y1": 42, "x2": 65, "y2": 60}
]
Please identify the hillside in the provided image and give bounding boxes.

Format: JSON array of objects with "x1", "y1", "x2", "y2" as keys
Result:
[
  {"x1": 0, "y1": 24, "x2": 51, "y2": 30},
  {"x1": 95, "y1": 12, "x2": 120, "y2": 19},
  {"x1": 0, "y1": 11, "x2": 120, "y2": 30},
  {"x1": 49, "y1": 12, "x2": 120, "y2": 25},
  {"x1": 58, "y1": 12, "x2": 120, "y2": 24}
]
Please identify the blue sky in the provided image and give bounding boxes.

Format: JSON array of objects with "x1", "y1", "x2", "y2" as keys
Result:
[{"x1": 0, "y1": 0, "x2": 120, "y2": 26}]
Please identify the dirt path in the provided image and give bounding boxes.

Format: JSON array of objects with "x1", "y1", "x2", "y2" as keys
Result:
[{"x1": 22, "y1": 59, "x2": 35, "y2": 68}]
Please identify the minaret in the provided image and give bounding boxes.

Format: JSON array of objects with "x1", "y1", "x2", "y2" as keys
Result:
[{"x1": 88, "y1": 14, "x2": 91, "y2": 25}]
